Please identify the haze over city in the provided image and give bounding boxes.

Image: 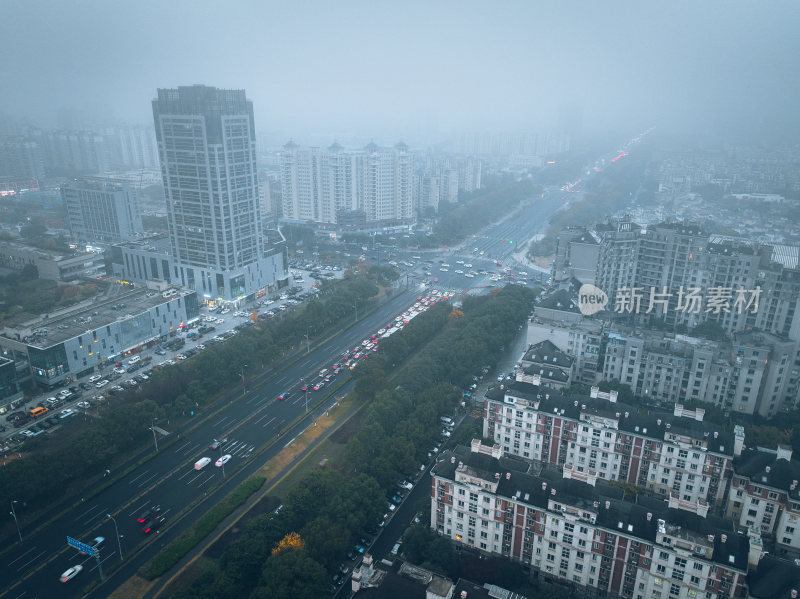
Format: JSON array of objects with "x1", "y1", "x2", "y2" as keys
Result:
[
  {"x1": 3, "y1": 0, "x2": 799, "y2": 144},
  {"x1": 4, "y1": 2, "x2": 800, "y2": 599}
]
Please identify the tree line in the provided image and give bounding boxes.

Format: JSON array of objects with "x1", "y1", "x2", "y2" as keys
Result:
[
  {"x1": 0, "y1": 277, "x2": 382, "y2": 515},
  {"x1": 165, "y1": 284, "x2": 536, "y2": 598}
]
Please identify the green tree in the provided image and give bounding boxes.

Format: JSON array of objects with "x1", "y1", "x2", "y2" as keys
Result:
[{"x1": 252, "y1": 548, "x2": 329, "y2": 599}]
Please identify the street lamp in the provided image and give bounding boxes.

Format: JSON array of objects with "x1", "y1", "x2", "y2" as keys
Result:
[
  {"x1": 151, "y1": 417, "x2": 159, "y2": 452},
  {"x1": 302, "y1": 378, "x2": 309, "y2": 413},
  {"x1": 9, "y1": 500, "x2": 22, "y2": 542},
  {"x1": 107, "y1": 513, "x2": 123, "y2": 560},
  {"x1": 305, "y1": 327, "x2": 310, "y2": 354},
  {"x1": 241, "y1": 364, "x2": 248, "y2": 395},
  {"x1": 353, "y1": 300, "x2": 359, "y2": 323}
]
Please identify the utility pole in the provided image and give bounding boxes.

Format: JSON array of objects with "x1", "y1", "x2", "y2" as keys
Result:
[
  {"x1": 107, "y1": 513, "x2": 123, "y2": 560},
  {"x1": 151, "y1": 418, "x2": 159, "y2": 452},
  {"x1": 9, "y1": 500, "x2": 22, "y2": 542}
]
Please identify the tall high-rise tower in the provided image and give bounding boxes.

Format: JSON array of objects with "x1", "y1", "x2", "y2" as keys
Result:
[{"x1": 153, "y1": 85, "x2": 281, "y2": 301}]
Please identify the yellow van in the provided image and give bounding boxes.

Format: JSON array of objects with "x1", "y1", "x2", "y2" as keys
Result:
[{"x1": 29, "y1": 406, "x2": 49, "y2": 418}]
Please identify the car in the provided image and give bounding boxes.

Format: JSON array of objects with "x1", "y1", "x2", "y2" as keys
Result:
[
  {"x1": 313, "y1": 382, "x2": 324, "y2": 391},
  {"x1": 155, "y1": 348, "x2": 167, "y2": 356},
  {"x1": 95, "y1": 379, "x2": 109, "y2": 388},
  {"x1": 113, "y1": 367, "x2": 126, "y2": 374},
  {"x1": 210, "y1": 439, "x2": 224, "y2": 450},
  {"x1": 60, "y1": 565, "x2": 83, "y2": 583},
  {"x1": 89, "y1": 374, "x2": 102, "y2": 382},
  {"x1": 76, "y1": 401, "x2": 91, "y2": 409},
  {"x1": 79, "y1": 382, "x2": 91, "y2": 390},
  {"x1": 59, "y1": 409, "x2": 75, "y2": 419},
  {"x1": 388, "y1": 503, "x2": 396, "y2": 511},
  {"x1": 277, "y1": 392, "x2": 288, "y2": 401},
  {"x1": 215, "y1": 454, "x2": 231, "y2": 467},
  {"x1": 399, "y1": 480, "x2": 413, "y2": 490},
  {"x1": 136, "y1": 505, "x2": 161, "y2": 523},
  {"x1": 142, "y1": 515, "x2": 166, "y2": 534},
  {"x1": 299, "y1": 384, "x2": 308, "y2": 391}
]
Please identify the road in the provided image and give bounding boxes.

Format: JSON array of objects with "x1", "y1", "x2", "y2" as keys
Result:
[
  {"x1": 0, "y1": 286, "x2": 421, "y2": 599},
  {"x1": 1, "y1": 183, "x2": 568, "y2": 599}
]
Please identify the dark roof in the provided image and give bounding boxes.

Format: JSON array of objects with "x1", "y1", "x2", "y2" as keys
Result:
[
  {"x1": 570, "y1": 230, "x2": 598, "y2": 245},
  {"x1": 434, "y1": 444, "x2": 749, "y2": 572},
  {"x1": 523, "y1": 340, "x2": 574, "y2": 369},
  {"x1": 487, "y1": 380, "x2": 735, "y2": 455},
  {"x1": 354, "y1": 566, "x2": 426, "y2": 599},
  {"x1": 733, "y1": 448, "x2": 800, "y2": 499},
  {"x1": 536, "y1": 289, "x2": 579, "y2": 312},
  {"x1": 749, "y1": 556, "x2": 800, "y2": 599}
]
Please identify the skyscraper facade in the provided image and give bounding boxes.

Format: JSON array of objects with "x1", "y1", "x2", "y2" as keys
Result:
[{"x1": 153, "y1": 85, "x2": 283, "y2": 301}]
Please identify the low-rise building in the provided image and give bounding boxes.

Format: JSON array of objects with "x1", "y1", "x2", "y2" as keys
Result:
[
  {"x1": 0, "y1": 286, "x2": 199, "y2": 389},
  {"x1": 518, "y1": 340, "x2": 575, "y2": 389}
]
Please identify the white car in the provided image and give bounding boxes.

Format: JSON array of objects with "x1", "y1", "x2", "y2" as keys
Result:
[
  {"x1": 215, "y1": 454, "x2": 231, "y2": 467},
  {"x1": 76, "y1": 401, "x2": 91, "y2": 409},
  {"x1": 89, "y1": 374, "x2": 102, "y2": 382},
  {"x1": 60, "y1": 565, "x2": 83, "y2": 583},
  {"x1": 113, "y1": 367, "x2": 126, "y2": 374}
]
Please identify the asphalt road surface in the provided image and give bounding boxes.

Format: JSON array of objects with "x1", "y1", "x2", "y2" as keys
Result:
[{"x1": 1, "y1": 186, "x2": 568, "y2": 599}]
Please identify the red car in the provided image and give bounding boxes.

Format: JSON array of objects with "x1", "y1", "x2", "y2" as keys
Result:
[
  {"x1": 277, "y1": 393, "x2": 288, "y2": 401},
  {"x1": 300, "y1": 384, "x2": 308, "y2": 391}
]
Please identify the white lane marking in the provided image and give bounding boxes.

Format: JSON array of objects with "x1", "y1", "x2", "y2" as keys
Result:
[
  {"x1": 261, "y1": 417, "x2": 276, "y2": 429},
  {"x1": 137, "y1": 472, "x2": 160, "y2": 488},
  {"x1": 15, "y1": 550, "x2": 47, "y2": 573},
  {"x1": 7, "y1": 546, "x2": 38, "y2": 566},
  {"x1": 172, "y1": 441, "x2": 191, "y2": 453},
  {"x1": 186, "y1": 471, "x2": 205, "y2": 484},
  {"x1": 128, "y1": 500, "x2": 151, "y2": 517},
  {"x1": 129, "y1": 470, "x2": 151, "y2": 484},
  {"x1": 75, "y1": 504, "x2": 100, "y2": 520}
]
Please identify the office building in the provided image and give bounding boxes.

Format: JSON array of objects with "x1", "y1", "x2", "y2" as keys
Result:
[
  {"x1": 61, "y1": 177, "x2": 143, "y2": 244},
  {"x1": 152, "y1": 85, "x2": 285, "y2": 301}
]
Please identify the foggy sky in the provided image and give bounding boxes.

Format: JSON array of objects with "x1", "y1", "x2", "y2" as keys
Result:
[{"x1": 3, "y1": 0, "x2": 799, "y2": 143}]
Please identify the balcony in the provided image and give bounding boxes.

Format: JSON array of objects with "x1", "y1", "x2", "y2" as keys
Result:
[{"x1": 668, "y1": 491, "x2": 709, "y2": 517}]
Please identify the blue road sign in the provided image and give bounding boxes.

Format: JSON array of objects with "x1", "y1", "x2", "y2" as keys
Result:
[{"x1": 67, "y1": 536, "x2": 95, "y2": 557}]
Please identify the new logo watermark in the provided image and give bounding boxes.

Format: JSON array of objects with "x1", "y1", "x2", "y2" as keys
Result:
[
  {"x1": 578, "y1": 284, "x2": 608, "y2": 316},
  {"x1": 577, "y1": 285, "x2": 761, "y2": 316}
]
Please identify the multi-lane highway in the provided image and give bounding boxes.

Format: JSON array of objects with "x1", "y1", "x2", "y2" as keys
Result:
[
  {"x1": 0, "y1": 286, "x2": 428, "y2": 599},
  {"x1": 1, "y1": 181, "x2": 571, "y2": 599}
]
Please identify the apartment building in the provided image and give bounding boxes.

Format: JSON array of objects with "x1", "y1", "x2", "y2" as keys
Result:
[
  {"x1": 527, "y1": 312, "x2": 602, "y2": 385},
  {"x1": 726, "y1": 445, "x2": 800, "y2": 558},
  {"x1": 431, "y1": 440, "x2": 752, "y2": 599},
  {"x1": 552, "y1": 220, "x2": 800, "y2": 341},
  {"x1": 483, "y1": 380, "x2": 744, "y2": 509},
  {"x1": 518, "y1": 340, "x2": 575, "y2": 389}
]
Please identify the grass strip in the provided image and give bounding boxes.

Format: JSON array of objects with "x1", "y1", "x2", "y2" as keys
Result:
[{"x1": 140, "y1": 476, "x2": 265, "y2": 579}]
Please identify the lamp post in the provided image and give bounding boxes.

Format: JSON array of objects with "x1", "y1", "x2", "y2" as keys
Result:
[
  {"x1": 241, "y1": 364, "x2": 248, "y2": 395},
  {"x1": 107, "y1": 513, "x2": 123, "y2": 560},
  {"x1": 305, "y1": 327, "x2": 310, "y2": 354},
  {"x1": 151, "y1": 417, "x2": 159, "y2": 452},
  {"x1": 9, "y1": 500, "x2": 22, "y2": 542},
  {"x1": 302, "y1": 378, "x2": 309, "y2": 413},
  {"x1": 353, "y1": 300, "x2": 359, "y2": 323}
]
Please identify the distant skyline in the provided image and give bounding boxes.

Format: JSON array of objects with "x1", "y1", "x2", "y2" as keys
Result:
[{"x1": 2, "y1": 0, "x2": 799, "y2": 144}]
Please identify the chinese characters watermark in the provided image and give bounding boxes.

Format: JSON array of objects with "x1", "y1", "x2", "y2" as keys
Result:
[{"x1": 612, "y1": 286, "x2": 761, "y2": 315}]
